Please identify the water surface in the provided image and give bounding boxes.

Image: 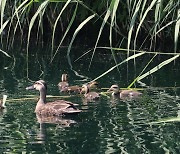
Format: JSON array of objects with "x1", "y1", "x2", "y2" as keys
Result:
[{"x1": 0, "y1": 47, "x2": 180, "y2": 153}]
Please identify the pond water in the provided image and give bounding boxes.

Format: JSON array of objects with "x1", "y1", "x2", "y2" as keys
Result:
[{"x1": 0, "y1": 46, "x2": 180, "y2": 153}]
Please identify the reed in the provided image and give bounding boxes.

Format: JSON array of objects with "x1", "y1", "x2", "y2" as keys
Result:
[{"x1": 0, "y1": 0, "x2": 179, "y2": 84}]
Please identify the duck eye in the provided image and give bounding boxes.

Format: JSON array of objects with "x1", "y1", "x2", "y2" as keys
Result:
[
  {"x1": 113, "y1": 86, "x2": 118, "y2": 89},
  {"x1": 35, "y1": 82, "x2": 41, "y2": 85}
]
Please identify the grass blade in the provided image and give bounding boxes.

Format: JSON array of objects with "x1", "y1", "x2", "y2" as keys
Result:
[
  {"x1": 128, "y1": 53, "x2": 157, "y2": 88},
  {"x1": 174, "y1": 9, "x2": 180, "y2": 52},
  {"x1": 128, "y1": 0, "x2": 142, "y2": 55},
  {"x1": 150, "y1": 117, "x2": 180, "y2": 124},
  {"x1": 27, "y1": 0, "x2": 49, "y2": 52},
  {"x1": 66, "y1": 13, "x2": 95, "y2": 78},
  {"x1": 67, "y1": 14, "x2": 95, "y2": 57},
  {"x1": 51, "y1": 0, "x2": 72, "y2": 53},
  {"x1": 89, "y1": 7, "x2": 111, "y2": 69},
  {"x1": 109, "y1": 0, "x2": 120, "y2": 73},
  {"x1": 0, "y1": 49, "x2": 11, "y2": 57},
  {"x1": 137, "y1": 55, "x2": 179, "y2": 81},
  {"x1": 0, "y1": 0, "x2": 7, "y2": 28},
  {"x1": 0, "y1": 19, "x2": 9, "y2": 35},
  {"x1": 92, "y1": 52, "x2": 145, "y2": 82},
  {"x1": 134, "y1": 0, "x2": 157, "y2": 50}
]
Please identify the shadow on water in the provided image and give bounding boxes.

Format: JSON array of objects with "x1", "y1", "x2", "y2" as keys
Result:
[{"x1": 0, "y1": 46, "x2": 180, "y2": 153}]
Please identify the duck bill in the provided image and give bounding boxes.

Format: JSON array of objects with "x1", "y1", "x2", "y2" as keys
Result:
[
  {"x1": 107, "y1": 88, "x2": 113, "y2": 92},
  {"x1": 26, "y1": 85, "x2": 35, "y2": 90}
]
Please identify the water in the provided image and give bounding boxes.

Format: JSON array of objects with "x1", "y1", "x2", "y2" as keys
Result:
[{"x1": 0, "y1": 47, "x2": 180, "y2": 153}]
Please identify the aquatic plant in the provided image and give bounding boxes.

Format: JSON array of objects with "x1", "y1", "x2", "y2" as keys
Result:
[{"x1": 0, "y1": 0, "x2": 179, "y2": 84}]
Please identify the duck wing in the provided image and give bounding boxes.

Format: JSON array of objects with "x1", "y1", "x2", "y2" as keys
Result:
[
  {"x1": 120, "y1": 90, "x2": 142, "y2": 98},
  {"x1": 37, "y1": 100, "x2": 81, "y2": 116},
  {"x1": 84, "y1": 92, "x2": 100, "y2": 100},
  {"x1": 58, "y1": 82, "x2": 69, "y2": 90}
]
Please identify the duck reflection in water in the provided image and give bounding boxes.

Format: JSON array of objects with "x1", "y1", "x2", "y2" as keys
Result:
[
  {"x1": 26, "y1": 80, "x2": 81, "y2": 143},
  {"x1": 35, "y1": 116, "x2": 77, "y2": 144},
  {"x1": 36, "y1": 114, "x2": 77, "y2": 126}
]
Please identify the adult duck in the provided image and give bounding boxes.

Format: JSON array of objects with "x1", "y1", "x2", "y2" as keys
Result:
[
  {"x1": 81, "y1": 84, "x2": 100, "y2": 101},
  {"x1": 107, "y1": 84, "x2": 142, "y2": 99},
  {"x1": 26, "y1": 80, "x2": 81, "y2": 116}
]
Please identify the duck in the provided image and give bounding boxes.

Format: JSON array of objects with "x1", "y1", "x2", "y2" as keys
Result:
[
  {"x1": 58, "y1": 74, "x2": 81, "y2": 93},
  {"x1": 58, "y1": 74, "x2": 69, "y2": 92},
  {"x1": 26, "y1": 80, "x2": 81, "y2": 116},
  {"x1": 0, "y1": 95, "x2": 7, "y2": 109},
  {"x1": 80, "y1": 81, "x2": 99, "y2": 94},
  {"x1": 107, "y1": 84, "x2": 142, "y2": 99},
  {"x1": 81, "y1": 84, "x2": 100, "y2": 101},
  {"x1": 65, "y1": 85, "x2": 82, "y2": 93},
  {"x1": 88, "y1": 81, "x2": 99, "y2": 90}
]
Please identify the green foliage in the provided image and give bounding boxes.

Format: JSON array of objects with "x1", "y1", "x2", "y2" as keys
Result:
[{"x1": 0, "y1": 0, "x2": 179, "y2": 84}]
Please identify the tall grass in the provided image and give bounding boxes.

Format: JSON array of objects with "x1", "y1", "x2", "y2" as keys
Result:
[{"x1": 0, "y1": 0, "x2": 179, "y2": 84}]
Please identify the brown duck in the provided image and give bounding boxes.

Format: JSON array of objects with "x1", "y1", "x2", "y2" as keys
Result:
[
  {"x1": 58, "y1": 74, "x2": 69, "y2": 92},
  {"x1": 81, "y1": 84, "x2": 100, "y2": 101},
  {"x1": 108, "y1": 84, "x2": 142, "y2": 99},
  {"x1": 26, "y1": 80, "x2": 81, "y2": 116},
  {"x1": 58, "y1": 74, "x2": 81, "y2": 93}
]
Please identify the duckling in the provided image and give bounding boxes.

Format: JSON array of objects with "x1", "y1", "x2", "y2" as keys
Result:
[
  {"x1": 66, "y1": 85, "x2": 82, "y2": 94},
  {"x1": 80, "y1": 81, "x2": 99, "y2": 94},
  {"x1": 88, "y1": 81, "x2": 99, "y2": 90},
  {"x1": 0, "y1": 95, "x2": 7, "y2": 109},
  {"x1": 58, "y1": 74, "x2": 81, "y2": 93},
  {"x1": 58, "y1": 74, "x2": 69, "y2": 92},
  {"x1": 26, "y1": 80, "x2": 81, "y2": 116},
  {"x1": 81, "y1": 84, "x2": 100, "y2": 101},
  {"x1": 108, "y1": 84, "x2": 142, "y2": 99}
]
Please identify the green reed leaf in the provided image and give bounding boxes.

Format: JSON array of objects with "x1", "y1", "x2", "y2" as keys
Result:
[
  {"x1": 150, "y1": 117, "x2": 180, "y2": 124},
  {"x1": 134, "y1": 0, "x2": 157, "y2": 49},
  {"x1": 174, "y1": 9, "x2": 180, "y2": 52},
  {"x1": 51, "y1": 3, "x2": 78, "y2": 63},
  {"x1": 0, "y1": 49, "x2": 11, "y2": 57},
  {"x1": 0, "y1": 0, "x2": 7, "y2": 28},
  {"x1": 67, "y1": 14, "x2": 95, "y2": 57},
  {"x1": 89, "y1": 6, "x2": 111, "y2": 69},
  {"x1": 92, "y1": 52, "x2": 145, "y2": 82},
  {"x1": 27, "y1": 0, "x2": 49, "y2": 51},
  {"x1": 137, "y1": 55, "x2": 179, "y2": 81},
  {"x1": 0, "y1": 19, "x2": 9, "y2": 35},
  {"x1": 51, "y1": 0, "x2": 71, "y2": 52},
  {"x1": 128, "y1": 0, "x2": 142, "y2": 55}
]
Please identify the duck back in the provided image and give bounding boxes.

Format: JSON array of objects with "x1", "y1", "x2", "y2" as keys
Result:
[{"x1": 36, "y1": 100, "x2": 81, "y2": 116}]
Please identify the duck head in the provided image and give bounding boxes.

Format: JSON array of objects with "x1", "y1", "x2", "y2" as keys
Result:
[
  {"x1": 107, "y1": 85, "x2": 120, "y2": 95},
  {"x1": 80, "y1": 81, "x2": 98, "y2": 94},
  {"x1": 81, "y1": 84, "x2": 89, "y2": 94},
  {"x1": 61, "y1": 74, "x2": 68, "y2": 82},
  {"x1": 26, "y1": 80, "x2": 47, "y2": 91},
  {"x1": 88, "y1": 81, "x2": 99, "y2": 89}
]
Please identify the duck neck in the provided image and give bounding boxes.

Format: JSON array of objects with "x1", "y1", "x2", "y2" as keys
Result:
[
  {"x1": 112, "y1": 91, "x2": 120, "y2": 96},
  {"x1": 85, "y1": 86, "x2": 89, "y2": 94},
  {"x1": 38, "y1": 88, "x2": 47, "y2": 104}
]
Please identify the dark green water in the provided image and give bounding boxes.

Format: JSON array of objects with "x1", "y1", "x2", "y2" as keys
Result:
[{"x1": 0, "y1": 47, "x2": 180, "y2": 153}]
